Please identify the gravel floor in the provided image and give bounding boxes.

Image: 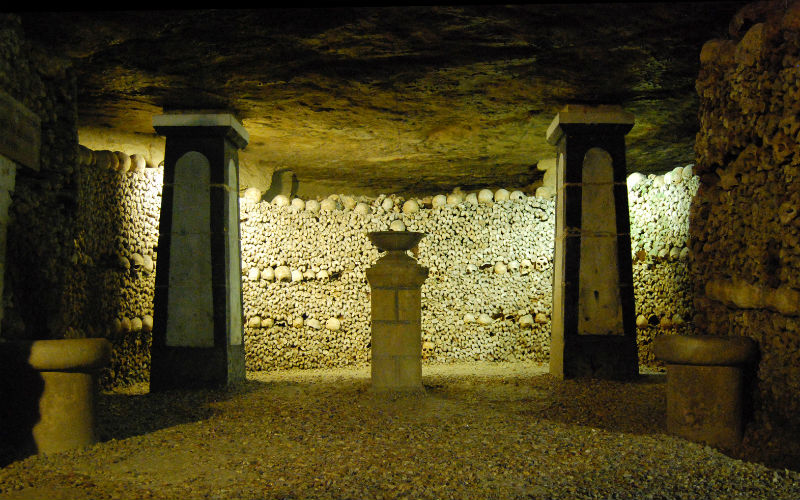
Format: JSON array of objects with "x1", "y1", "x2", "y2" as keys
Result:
[{"x1": 1, "y1": 361, "x2": 799, "y2": 500}]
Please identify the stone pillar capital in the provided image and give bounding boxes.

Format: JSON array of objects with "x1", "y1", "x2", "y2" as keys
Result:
[
  {"x1": 153, "y1": 112, "x2": 249, "y2": 149},
  {"x1": 366, "y1": 253, "x2": 429, "y2": 288},
  {"x1": 546, "y1": 104, "x2": 634, "y2": 145}
]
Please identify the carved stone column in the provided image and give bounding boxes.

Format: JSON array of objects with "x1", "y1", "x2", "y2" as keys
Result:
[
  {"x1": 150, "y1": 113, "x2": 248, "y2": 390},
  {"x1": 546, "y1": 105, "x2": 638, "y2": 380},
  {"x1": 366, "y1": 231, "x2": 428, "y2": 391}
]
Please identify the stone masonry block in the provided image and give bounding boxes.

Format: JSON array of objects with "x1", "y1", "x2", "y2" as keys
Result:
[{"x1": 370, "y1": 288, "x2": 397, "y2": 322}]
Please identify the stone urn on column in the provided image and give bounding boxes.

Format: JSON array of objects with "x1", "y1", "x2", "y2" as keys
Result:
[{"x1": 366, "y1": 231, "x2": 428, "y2": 392}]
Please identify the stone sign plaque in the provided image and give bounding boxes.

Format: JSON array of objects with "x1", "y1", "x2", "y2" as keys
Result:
[{"x1": 0, "y1": 90, "x2": 40, "y2": 171}]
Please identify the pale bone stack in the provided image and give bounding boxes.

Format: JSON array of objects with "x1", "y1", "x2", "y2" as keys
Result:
[
  {"x1": 67, "y1": 144, "x2": 699, "y2": 382},
  {"x1": 239, "y1": 176, "x2": 699, "y2": 372},
  {"x1": 692, "y1": 2, "x2": 800, "y2": 432},
  {"x1": 239, "y1": 189, "x2": 555, "y2": 371},
  {"x1": 70, "y1": 146, "x2": 162, "y2": 386},
  {"x1": 627, "y1": 166, "x2": 699, "y2": 364}
]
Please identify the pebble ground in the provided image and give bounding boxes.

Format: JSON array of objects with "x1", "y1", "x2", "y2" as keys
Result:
[{"x1": 1, "y1": 362, "x2": 798, "y2": 500}]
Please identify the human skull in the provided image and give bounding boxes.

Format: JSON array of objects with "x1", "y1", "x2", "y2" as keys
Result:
[{"x1": 131, "y1": 253, "x2": 145, "y2": 273}]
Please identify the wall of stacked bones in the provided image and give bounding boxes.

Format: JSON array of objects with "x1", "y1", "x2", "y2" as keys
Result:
[
  {"x1": 71, "y1": 145, "x2": 697, "y2": 387},
  {"x1": 692, "y1": 3, "x2": 800, "y2": 433},
  {"x1": 1, "y1": 14, "x2": 81, "y2": 348}
]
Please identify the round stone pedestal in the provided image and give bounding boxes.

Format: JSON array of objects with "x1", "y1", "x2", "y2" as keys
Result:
[
  {"x1": 0, "y1": 338, "x2": 111, "y2": 455},
  {"x1": 654, "y1": 335, "x2": 757, "y2": 449}
]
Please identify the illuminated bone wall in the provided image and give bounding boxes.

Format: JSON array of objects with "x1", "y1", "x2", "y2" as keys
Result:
[{"x1": 240, "y1": 169, "x2": 698, "y2": 372}]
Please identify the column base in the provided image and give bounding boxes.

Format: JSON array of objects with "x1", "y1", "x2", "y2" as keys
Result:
[
  {"x1": 654, "y1": 335, "x2": 757, "y2": 449},
  {"x1": 552, "y1": 335, "x2": 639, "y2": 380},
  {"x1": 665, "y1": 364, "x2": 744, "y2": 449},
  {"x1": 371, "y1": 354, "x2": 422, "y2": 392},
  {"x1": 0, "y1": 338, "x2": 110, "y2": 456},
  {"x1": 150, "y1": 343, "x2": 245, "y2": 391}
]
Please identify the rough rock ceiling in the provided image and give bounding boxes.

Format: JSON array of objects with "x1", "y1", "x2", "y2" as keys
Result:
[{"x1": 19, "y1": 4, "x2": 745, "y2": 197}]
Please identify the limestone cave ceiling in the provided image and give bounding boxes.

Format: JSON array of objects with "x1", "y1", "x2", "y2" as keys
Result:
[{"x1": 19, "y1": 4, "x2": 745, "y2": 196}]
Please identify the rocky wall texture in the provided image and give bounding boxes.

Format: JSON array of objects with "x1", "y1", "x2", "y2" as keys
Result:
[
  {"x1": 692, "y1": 0, "x2": 800, "y2": 434},
  {"x1": 0, "y1": 15, "x2": 163, "y2": 389},
  {"x1": 0, "y1": 14, "x2": 79, "y2": 341}
]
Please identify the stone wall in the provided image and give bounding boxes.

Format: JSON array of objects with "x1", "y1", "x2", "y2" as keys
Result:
[
  {"x1": 240, "y1": 191, "x2": 555, "y2": 370},
  {"x1": 629, "y1": 168, "x2": 698, "y2": 364},
  {"x1": 63, "y1": 140, "x2": 697, "y2": 386},
  {"x1": 692, "y1": 0, "x2": 800, "y2": 433},
  {"x1": 0, "y1": 15, "x2": 160, "y2": 388},
  {"x1": 0, "y1": 156, "x2": 17, "y2": 331},
  {"x1": 68, "y1": 147, "x2": 161, "y2": 386},
  {"x1": 0, "y1": 16, "x2": 702, "y2": 388},
  {"x1": 0, "y1": 14, "x2": 80, "y2": 341}
]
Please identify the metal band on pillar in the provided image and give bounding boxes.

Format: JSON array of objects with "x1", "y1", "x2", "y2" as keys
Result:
[
  {"x1": 546, "y1": 105, "x2": 638, "y2": 380},
  {"x1": 150, "y1": 113, "x2": 248, "y2": 390}
]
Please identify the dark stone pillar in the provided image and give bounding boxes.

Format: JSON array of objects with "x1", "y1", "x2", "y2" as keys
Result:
[
  {"x1": 546, "y1": 105, "x2": 638, "y2": 380},
  {"x1": 150, "y1": 113, "x2": 248, "y2": 390}
]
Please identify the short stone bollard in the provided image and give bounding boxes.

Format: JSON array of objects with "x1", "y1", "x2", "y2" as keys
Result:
[
  {"x1": 366, "y1": 231, "x2": 428, "y2": 392},
  {"x1": 654, "y1": 334, "x2": 757, "y2": 450},
  {"x1": 0, "y1": 338, "x2": 111, "y2": 455}
]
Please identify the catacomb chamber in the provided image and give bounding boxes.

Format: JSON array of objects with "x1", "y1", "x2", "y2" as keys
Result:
[{"x1": 63, "y1": 142, "x2": 699, "y2": 384}]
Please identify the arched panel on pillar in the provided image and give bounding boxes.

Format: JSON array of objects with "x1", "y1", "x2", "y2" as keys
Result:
[
  {"x1": 165, "y1": 151, "x2": 214, "y2": 348},
  {"x1": 226, "y1": 158, "x2": 243, "y2": 347},
  {"x1": 579, "y1": 147, "x2": 624, "y2": 337}
]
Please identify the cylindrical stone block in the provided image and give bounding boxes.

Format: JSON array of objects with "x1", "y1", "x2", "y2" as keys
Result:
[
  {"x1": 664, "y1": 364, "x2": 744, "y2": 449},
  {"x1": 0, "y1": 338, "x2": 111, "y2": 455},
  {"x1": 655, "y1": 335, "x2": 757, "y2": 450},
  {"x1": 34, "y1": 371, "x2": 99, "y2": 454}
]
